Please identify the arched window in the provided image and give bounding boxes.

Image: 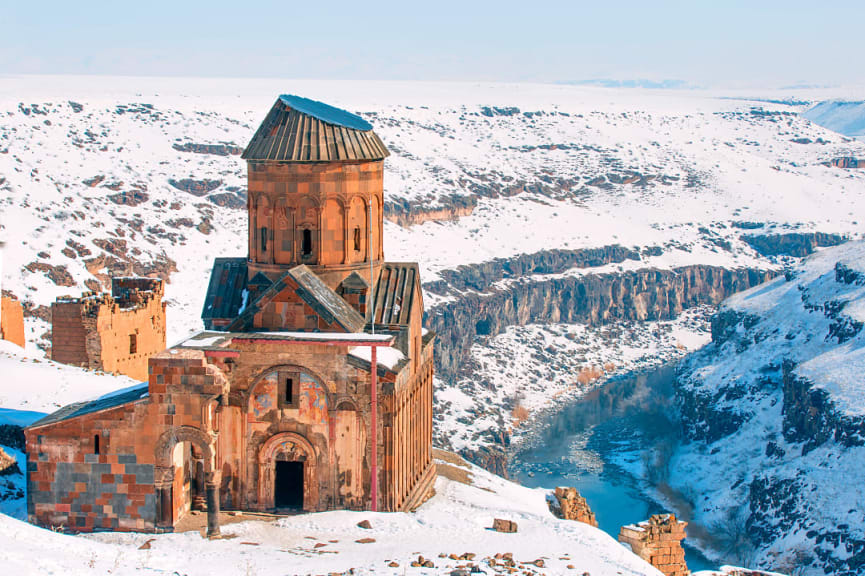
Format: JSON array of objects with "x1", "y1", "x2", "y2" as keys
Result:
[
  {"x1": 302, "y1": 229, "x2": 312, "y2": 256},
  {"x1": 353, "y1": 226, "x2": 361, "y2": 252},
  {"x1": 260, "y1": 227, "x2": 268, "y2": 253}
]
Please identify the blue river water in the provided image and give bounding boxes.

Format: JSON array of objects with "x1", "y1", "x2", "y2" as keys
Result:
[{"x1": 510, "y1": 365, "x2": 718, "y2": 572}]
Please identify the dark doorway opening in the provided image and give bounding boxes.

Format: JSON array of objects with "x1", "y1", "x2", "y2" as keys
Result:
[{"x1": 275, "y1": 461, "x2": 304, "y2": 510}]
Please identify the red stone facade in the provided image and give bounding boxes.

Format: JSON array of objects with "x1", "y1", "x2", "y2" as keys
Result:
[
  {"x1": 26, "y1": 96, "x2": 435, "y2": 535},
  {"x1": 247, "y1": 161, "x2": 385, "y2": 291},
  {"x1": 51, "y1": 278, "x2": 166, "y2": 381},
  {"x1": 1, "y1": 295, "x2": 25, "y2": 348}
]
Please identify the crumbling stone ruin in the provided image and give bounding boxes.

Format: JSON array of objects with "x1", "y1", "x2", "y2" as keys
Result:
[
  {"x1": 51, "y1": 277, "x2": 166, "y2": 381},
  {"x1": 548, "y1": 486, "x2": 598, "y2": 526},
  {"x1": 618, "y1": 513, "x2": 689, "y2": 576},
  {"x1": 1, "y1": 294, "x2": 25, "y2": 348}
]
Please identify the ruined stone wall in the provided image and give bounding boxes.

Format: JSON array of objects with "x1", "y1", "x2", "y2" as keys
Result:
[
  {"x1": 50, "y1": 280, "x2": 166, "y2": 381},
  {"x1": 549, "y1": 487, "x2": 597, "y2": 527},
  {"x1": 0, "y1": 295, "x2": 25, "y2": 348},
  {"x1": 618, "y1": 514, "x2": 689, "y2": 576},
  {"x1": 381, "y1": 336, "x2": 435, "y2": 511}
]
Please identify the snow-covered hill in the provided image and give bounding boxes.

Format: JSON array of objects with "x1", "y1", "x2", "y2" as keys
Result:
[
  {"x1": 803, "y1": 100, "x2": 865, "y2": 141},
  {"x1": 4, "y1": 76, "x2": 865, "y2": 468},
  {"x1": 662, "y1": 240, "x2": 865, "y2": 575}
]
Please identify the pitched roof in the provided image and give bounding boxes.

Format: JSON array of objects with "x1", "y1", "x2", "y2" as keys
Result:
[
  {"x1": 28, "y1": 383, "x2": 149, "y2": 429},
  {"x1": 371, "y1": 263, "x2": 420, "y2": 325},
  {"x1": 227, "y1": 265, "x2": 365, "y2": 333},
  {"x1": 241, "y1": 95, "x2": 389, "y2": 163},
  {"x1": 287, "y1": 266, "x2": 366, "y2": 332},
  {"x1": 201, "y1": 258, "x2": 248, "y2": 328}
]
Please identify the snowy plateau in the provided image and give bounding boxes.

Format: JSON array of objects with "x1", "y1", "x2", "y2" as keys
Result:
[{"x1": 1, "y1": 75, "x2": 865, "y2": 575}]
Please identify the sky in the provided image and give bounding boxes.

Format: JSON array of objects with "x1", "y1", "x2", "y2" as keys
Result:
[{"x1": 2, "y1": 0, "x2": 864, "y2": 88}]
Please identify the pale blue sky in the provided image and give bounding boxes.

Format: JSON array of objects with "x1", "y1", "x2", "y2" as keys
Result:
[{"x1": 3, "y1": 0, "x2": 863, "y2": 87}]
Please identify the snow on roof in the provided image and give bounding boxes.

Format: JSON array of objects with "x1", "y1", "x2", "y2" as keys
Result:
[
  {"x1": 349, "y1": 345, "x2": 406, "y2": 371},
  {"x1": 278, "y1": 94, "x2": 373, "y2": 131},
  {"x1": 245, "y1": 331, "x2": 393, "y2": 343}
]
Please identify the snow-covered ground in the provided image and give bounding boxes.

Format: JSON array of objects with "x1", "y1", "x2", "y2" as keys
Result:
[
  {"x1": 0, "y1": 449, "x2": 664, "y2": 576},
  {"x1": 0, "y1": 340, "x2": 142, "y2": 417}
]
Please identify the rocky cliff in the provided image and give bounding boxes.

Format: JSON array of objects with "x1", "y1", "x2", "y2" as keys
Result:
[
  {"x1": 426, "y1": 249, "x2": 773, "y2": 382},
  {"x1": 670, "y1": 241, "x2": 865, "y2": 576}
]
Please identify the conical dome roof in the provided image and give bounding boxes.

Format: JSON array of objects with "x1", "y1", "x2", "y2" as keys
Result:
[{"x1": 241, "y1": 95, "x2": 389, "y2": 162}]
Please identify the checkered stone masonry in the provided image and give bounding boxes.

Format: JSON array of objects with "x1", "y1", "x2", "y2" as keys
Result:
[{"x1": 28, "y1": 448, "x2": 156, "y2": 532}]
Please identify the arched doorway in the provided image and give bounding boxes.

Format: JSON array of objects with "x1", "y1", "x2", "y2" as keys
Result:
[
  {"x1": 155, "y1": 426, "x2": 220, "y2": 536},
  {"x1": 257, "y1": 432, "x2": 318, "y2": 512}
]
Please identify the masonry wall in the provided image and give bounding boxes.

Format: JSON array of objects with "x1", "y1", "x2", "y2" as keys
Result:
[
  {"x1": 246, "y1": 161, "x2": 385, "y2": 291},
  {"x1": 252, "y1": 281, "x2": 350, "y2": 332},
  {"x1": 381, "y1": 335, "x2": 435, "y2": 511},
  {"x1": 26, "y1": 350, "x2": 225, "y2": 533},
  {"x1": 618, "y1": 514, "x2": 689, "y2": 576},
  {"x1": 26, "y1": 401, "x2": 158, "y2": 532},
  {"x1": 1, "y1": 295, "x2": 25, "y2": 348},
  {"x1": 51, "y1": 281, "x2": 166, "y2": 381}
]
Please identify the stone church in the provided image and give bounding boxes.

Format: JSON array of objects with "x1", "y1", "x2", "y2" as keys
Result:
[{"x1": 25, "y1": 95, "x2": 436, "y2": 535}]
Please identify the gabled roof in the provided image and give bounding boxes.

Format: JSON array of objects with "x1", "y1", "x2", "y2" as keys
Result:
[
  {"x1": 28, "y1": 383, "x2": 149, "y2": 429},
  {"x1": 288, "y1": 265, "x2": 366, "y2": 332},
  {"x1": 228, "y1": 265, "x2": 365, "y2": 333},
  {"x1": 201, "y1": 258, "x2": 248, "y2": 327},
  {"x1": 372, "y1": 263, "x2": 420, "y2": 325},
  {"x1": 242, "y1": 95, "x2": 389, "y2": 163}
]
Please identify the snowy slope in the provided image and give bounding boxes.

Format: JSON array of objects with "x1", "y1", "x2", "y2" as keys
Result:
[
  {"x1": 0, "y1": 340, "x2": 141, "y2": 416},
  {"x1": 803, "y1": 100, "x2": 865, "y2": 141},
  {"x1": 664, "y1": 241, "x2": 865, "y2": 576},
  {"x1": 2, "y1": 76, "x2": 864, "y2": 351},
  {"x1": 0, "y1": 450, "x2": 663, "y2": 576}
]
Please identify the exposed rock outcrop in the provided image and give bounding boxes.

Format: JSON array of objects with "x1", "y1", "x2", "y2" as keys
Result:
[
  {"x1": 741, "y1": 232, "x2": 847, "y2": 258},
  {"x1": 172, "y1": 142, "x2": 243, "y2": 156},
  {"x1": 427, "y1": 260, "x2": 772, "y2": 381},
  {"x1": 384, "y1": 197, "x2": 476, "y2": 227},
  {"x1": 168, "y1": 178, "x2": 222, "y2": 196}
]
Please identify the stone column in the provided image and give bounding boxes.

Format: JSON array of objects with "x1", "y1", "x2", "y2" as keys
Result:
[{"x1": 205, "y1": 478, "x2": 220, "y2": 538}]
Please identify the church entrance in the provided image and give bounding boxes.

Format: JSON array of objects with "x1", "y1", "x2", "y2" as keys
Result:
[{"x1": 275, "y1": 460, "x2": 304, "y2": 510}]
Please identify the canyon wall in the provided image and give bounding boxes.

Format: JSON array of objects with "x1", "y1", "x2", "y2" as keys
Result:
[{"x1": 426, "y1": 253, "x2": 773, "y2": 381}]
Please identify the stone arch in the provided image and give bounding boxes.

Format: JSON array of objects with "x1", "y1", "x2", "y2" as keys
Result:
[
  {"x1": 155, "y1": 426, "x2": 214, "y2": 472},
  {"x1": 370, "y1": 193, "x2": 382, "y2": 261},
  {"x1": 256, "y1": 194, "x2": 273, "y2": 263},
  {"x1": 257, "y1": 431, "x2": 319, "y2": 511},
  {"x1": 335, "y1": 398, "x2": 358, "y2": 411},
  {"x1": 154, "y1": 426, "x2": 220, "y2": 535}
]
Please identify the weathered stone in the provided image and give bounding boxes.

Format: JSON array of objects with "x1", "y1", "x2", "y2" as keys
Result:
[
  {"x1": 550, "y1": 487, "x2": 598, "y2": 527},
  {"x1": 492, "y1": 518, "x2": 518, "y2": 533},
  {"x1": 618, "y1": 514, "x2": 689, "y2": 576}
]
